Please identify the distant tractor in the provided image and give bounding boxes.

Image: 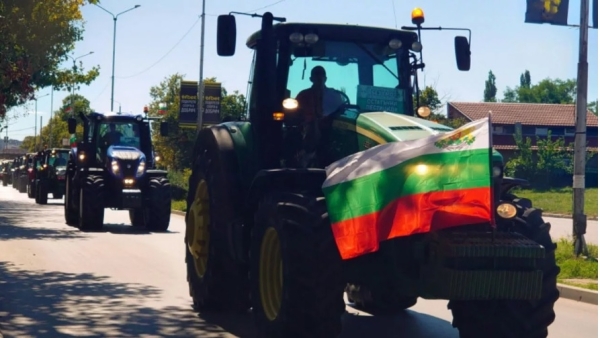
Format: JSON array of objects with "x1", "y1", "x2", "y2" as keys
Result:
[
  {"x1": 34, "y1": 148, "x2": 70, "y2": 204},
  {"x1": 26, "y1": 152, "x2": 44, "y2": 199},
  {"x1": 183, "y1": 8, "x2": 559, "y2": 338},
  {"x1": 64, "y1": 110, "x2": 172, "y2": 231}
]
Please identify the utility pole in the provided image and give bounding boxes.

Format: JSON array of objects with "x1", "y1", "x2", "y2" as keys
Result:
[
  {"x1": 49, "y1": 89, "x2": 53, "y2": 147},
  {"x1": 196, "y1": 0, "x2": 206, "y2": 131},
  {"x1": 573, "y1": 0, "x2": 589, "y2": 257}
]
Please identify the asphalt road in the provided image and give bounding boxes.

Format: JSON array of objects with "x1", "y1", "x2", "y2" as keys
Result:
[{"x1": 0, "y1": 186, "x2": 597, "y2": 338}]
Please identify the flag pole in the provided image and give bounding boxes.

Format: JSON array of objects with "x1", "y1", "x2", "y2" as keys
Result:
[{"x1": 488, "y1": 111, "x2": 496, "y2": 232}]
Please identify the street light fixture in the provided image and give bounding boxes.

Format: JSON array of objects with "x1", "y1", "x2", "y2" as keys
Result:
[
  {"x1": 33, "y1": 92, "x2": 50, "y2": 151},
  {"x1": 95, "y1": 4, "x2": 141, "y2": 112}
]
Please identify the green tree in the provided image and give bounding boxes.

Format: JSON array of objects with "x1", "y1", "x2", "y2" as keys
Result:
[
  {"x1": 484, "y1": 70, "x2": 498, "y2": 102},
  {"x1": 502, "y1": 71, "x2": 576, "y2": 104},
  {"x1": 0, "y1": 0, "x2": 101, "y2": 118},
  {"x1": 588, "y1": 100, "x2": 598, "y2": 115},
  {"x1": 413, "y1": 85, "x2": 442, "y2": 113},
  {"x1": 19, "y1": 94, "x2": 89, "y2": 151}
]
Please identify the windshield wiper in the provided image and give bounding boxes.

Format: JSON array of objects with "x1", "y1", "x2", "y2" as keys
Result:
[{"x1": 355, "y1": 42, "x2": 399, "y2": 81}]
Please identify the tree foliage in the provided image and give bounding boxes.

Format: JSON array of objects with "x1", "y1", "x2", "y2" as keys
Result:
[
  {"x1": 483, "y1": 70, "x2": 497, "y2": 102},
  {"x1": 19, "y1": 94, "x2": 88, "y2": 152},
  {"x1": 501, "y1": 70, "x2": 576, "y2": 104},
  {"x1": 505, "y1": 129, "x2": 595, "y2": 188},
  {"x1": 413, "y1": 85, "x2": 468, "y2": 129},
  {"x1": 146, "y1": 73, "x2": 247, "y2": 171},
  {"x1": 0, "y1": 0, "x2": 101, "y2": 118}
]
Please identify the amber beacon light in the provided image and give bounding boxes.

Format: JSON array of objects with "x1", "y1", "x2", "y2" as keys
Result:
[{"x1": 411, "y1": 7, "x2": 425, "y2": 25}]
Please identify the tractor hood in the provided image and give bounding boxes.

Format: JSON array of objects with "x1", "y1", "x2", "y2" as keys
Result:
[
  {"x1": 107, "y1": 146, "x2": 145, "y2": 162},
  {"x1": 345, "y1": 112, "x2": 503, "y2": 164}
]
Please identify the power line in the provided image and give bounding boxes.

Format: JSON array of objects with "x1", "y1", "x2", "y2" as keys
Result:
[
  {"x1": 248, "y1": 0, "x2": 287, "y2": 12},
  {"x1": 115, "y1": 16, "x2": 201, "y2": 79}
]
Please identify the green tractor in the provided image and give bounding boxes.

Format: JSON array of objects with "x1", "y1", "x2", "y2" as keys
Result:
[
  {"x1": 34, "y1": 148, "x2": 70, "y2": 204},
  {"x1": 184, "y1": 8, "x2": 559, "y2": 338}
]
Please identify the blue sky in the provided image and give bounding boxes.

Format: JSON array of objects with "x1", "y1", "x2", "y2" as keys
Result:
[{"x1": 4, "y1": 0, "x2": 598, "y2": 141}]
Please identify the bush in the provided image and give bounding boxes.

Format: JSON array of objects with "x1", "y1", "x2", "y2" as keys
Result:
[{"x1": 167, "y1": 169, "x2": 191, "y2": 200}]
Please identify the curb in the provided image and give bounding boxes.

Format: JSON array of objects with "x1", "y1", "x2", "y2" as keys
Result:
[
  {"x1": 171, "y1": 210, "x2": 598, "y2": 305},
  {"x1": 557, "y1": 283, "x2": 598, "y2": 305},
  {"x1": 543, "y1": 212, "x2": 598, "y2": 221}
]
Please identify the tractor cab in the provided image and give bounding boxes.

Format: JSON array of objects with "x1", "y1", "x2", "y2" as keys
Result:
[{"x1": 216, "y1": 9, "x2": 472, "y2": 169}]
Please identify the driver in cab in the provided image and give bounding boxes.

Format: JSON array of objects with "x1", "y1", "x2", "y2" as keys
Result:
[
  {"x1": 295, "y1": 65, "x2": 345, "y2": 124},
  {"x1": 294, "y1": 65, "x2": 345, "y2": 165}
]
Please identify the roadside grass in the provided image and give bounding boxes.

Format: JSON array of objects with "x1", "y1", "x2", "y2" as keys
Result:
[
  {"x1": 555, "y1": 238, "x2": 598, "y2": 290},
  {"x1": 515, "y1": 187, "x2": 598, "y2": 218},
  {"x1": 172, "y1": 199, "x2": 187, "y2": 212}
]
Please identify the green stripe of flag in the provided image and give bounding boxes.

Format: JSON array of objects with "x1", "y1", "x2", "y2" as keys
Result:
[{"x1": 323, "y1": 148, "x2": 491, "y2": 224}]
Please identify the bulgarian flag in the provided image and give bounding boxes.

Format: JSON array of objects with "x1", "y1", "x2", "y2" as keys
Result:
[
  {"x1": 69, "y1": 134, "x2": 77, "y2": 148},
  {"x1": 322, "y1": 116, "x2": 494, "y2": 260}
]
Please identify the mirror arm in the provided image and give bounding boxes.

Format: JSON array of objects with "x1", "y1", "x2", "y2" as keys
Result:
[
  {"x1": 401, "y1": 26, "x2": 471, "y2": 45},
  {"x1": 228, "y1": 11, "x2": 286, "y2": 22}
]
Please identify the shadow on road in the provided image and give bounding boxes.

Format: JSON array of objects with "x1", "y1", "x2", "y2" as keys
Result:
[
  {"x1": 0, "y1": 197, "x2": 83, "y2": 241},
  {"x1": 80, "y1": 223, "x2": 180, "y2": 235},
  {"x1": 0, "y1": 261, "x2": 256, "y2": 338}
]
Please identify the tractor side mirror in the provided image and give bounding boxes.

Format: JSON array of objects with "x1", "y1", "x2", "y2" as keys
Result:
[
  {"x1": 67, "y1": 118, "x2": 77, "y2": 134},
  {"x1": 217, "y1": 15, "x2": 237, "y2": 56},
  {"x1": 454, "y1": 36, "x2": 471, "y2": 71},
  {"x1": 160, "y1": 121, "x2": 169, "y2": 137}
]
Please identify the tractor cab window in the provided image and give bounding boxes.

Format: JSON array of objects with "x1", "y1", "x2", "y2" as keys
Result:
[
  {"x1": 285, "y1": 40, "x2": 409, "y2": 119},
  {"x1": 97, "y1": 122, "x2": 141, "y2": 151},
  {"x1": 48, "y1": 152, "x2": 69, "y2": 168}
]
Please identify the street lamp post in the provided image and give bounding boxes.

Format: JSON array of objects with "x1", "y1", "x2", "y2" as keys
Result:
[
  {"x1": 34, "y1": 92, "x2": 50, "y2": 151},
  {"x1": 95, "y1": 4, "x2": 141, "y2": 111}
]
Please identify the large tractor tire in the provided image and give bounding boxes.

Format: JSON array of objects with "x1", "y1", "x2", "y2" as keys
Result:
[
  {"x1": 448, "y1": 199, "x2": 559, "y2": 338},
  {"x1": 144, "y1": 177, "x2": 172, "y2": 231},
  {"x1": 27, "y1": 180, "x2": 35, "y2": 198},
  {"x1": 129, "y1": 209, "x2": 146, "y2": 227},
  {"x1": 64, "y1": 176, "x2": 79, "y2": 225},
  {"x1": 18, "y1": 176, "x2": 27, "y2": 193},
  {"x1": 250, "y1": 192, "x2": 345, "y2": 338},
  {"x1": 78, "y1": 175, "x2": 105, "y2": 231},
  {"x1": 345, "y1": 283, "x2": 417, "y2": 315},
  {"x1": 36, "y1": 180, "x2": 48, "y2": 205},
  {"x1": 185, "y1": 134, "x2": 250, "y2": 313}
]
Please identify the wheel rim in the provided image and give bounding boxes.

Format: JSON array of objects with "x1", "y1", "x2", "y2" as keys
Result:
[
  {"x1": 259, "y1": 227, "x2": 283, "y2": 321},
  {"x1": 186, "y1": 179, "x2": 210, "y2": 278}
]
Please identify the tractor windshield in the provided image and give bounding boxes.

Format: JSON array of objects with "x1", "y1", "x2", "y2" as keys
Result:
[
  {"x1": 284, "y1": 40, "x2": 411, "y2": 118},
  {"x1": 97, "y1": 121, "x2": 142, "y2": 153},
  {"x1": 48, "y1": 151, "x2": 69, "y2": 168}
]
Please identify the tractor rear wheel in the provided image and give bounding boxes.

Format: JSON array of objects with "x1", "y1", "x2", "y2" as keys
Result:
[
  {"x1": 64, "y1": 176, "x2": 78, "y2": 225},
  {"x1": 129, "y1": 209, "x2": 146, "y2": 227},
  {"x1": 27, "y1": 180, "x2": 34, "y2": 198},
  {"x1": 36, "y1": 180, "x2": 48, "y2": 205},
  {"x1": 250, "y1": 192, "x2": 345, "y2": 338},
  {"x1": 448, "y1": 202, "x2": 559, "y2": 338},
  {"x1": 185, "y1": 138, "x2": 249, "y2": 313},
  {"x1": 145, "y1": 177, "x2": 172, "y2": 232},
  {"x1": 18, "y1": 176, "x2": 27, "y2": 193},
  {"x1": 78, "y1": 175, "x2": 105, "y2": 231}
]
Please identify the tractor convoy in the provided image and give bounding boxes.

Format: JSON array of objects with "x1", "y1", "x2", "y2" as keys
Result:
[
  {"x1": 182, "y1": 7, "x2": 559, "y2": 338},
  {"x1": 0, "y1": 6, "x2": 559, "y2": 338}
]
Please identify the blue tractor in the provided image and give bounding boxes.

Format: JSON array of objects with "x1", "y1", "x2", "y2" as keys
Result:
[{"x1": 64, "y1": 111, "x2": 171, "y2": 231}]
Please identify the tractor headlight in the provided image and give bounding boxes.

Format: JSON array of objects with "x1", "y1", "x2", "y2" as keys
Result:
[
  {"x1": 111, "y1": 160, "x2": 120, "y2": 174},
  {"x1": 492, "y1": 165, "x2": 503, "y2": 178},
  {"x1": 136, "y1": 160, "x2": 146, "y2": 177},
  {"x1": 78, "y1": 152, "x2": 86, "y2": 161},
  {"x1": 496, "y1": 203, "x2": 517, "y2": 219}
]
